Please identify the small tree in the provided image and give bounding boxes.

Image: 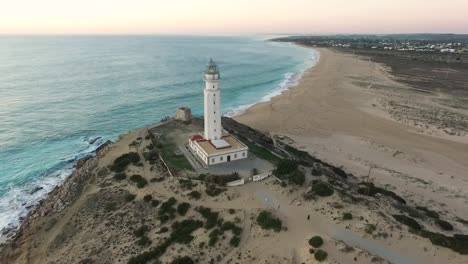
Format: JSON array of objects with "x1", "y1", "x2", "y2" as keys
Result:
[
  {"x1": 314, "y1": 249, "x2": 328, "y2": 262},
  {"x1": 308, "y1": 236, "x2": 324, "y2": 248},
  {"x1": 177, "y1": 202, "x2": 191, "y2": 216}
]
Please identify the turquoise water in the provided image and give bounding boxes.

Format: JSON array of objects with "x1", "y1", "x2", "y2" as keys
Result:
[{"x1": 0, "y1": 35, "x2": 317, "y2": 235}]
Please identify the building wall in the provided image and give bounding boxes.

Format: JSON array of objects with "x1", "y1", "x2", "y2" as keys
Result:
[
  {"x1": 204, "y1": 74, "x2": 222, "y2": 140},
  {"x1": 189, "y1": 139, "x2": 248, "y2": 166},
  {"x1": 207, "y1": 150, "x2": 247, "y2": 165}
]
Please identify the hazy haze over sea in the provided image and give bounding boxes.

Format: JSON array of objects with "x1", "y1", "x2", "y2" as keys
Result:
[{"x1": 0, "y1": 35, "x2": 317, "y2": 236}]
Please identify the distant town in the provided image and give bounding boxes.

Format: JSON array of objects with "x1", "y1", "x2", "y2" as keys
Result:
[{"x1": 273, "y1": 34, "x2": 468, "y2": 53}]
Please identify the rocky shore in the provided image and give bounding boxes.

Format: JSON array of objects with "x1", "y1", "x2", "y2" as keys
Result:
[{"x1": 1, "y1": 140, "x2": 112, "y2": 249}]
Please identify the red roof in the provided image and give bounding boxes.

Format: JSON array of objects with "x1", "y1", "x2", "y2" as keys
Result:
[{"x1": 189, "y1": 135, "x2": 204, "y2": 141}]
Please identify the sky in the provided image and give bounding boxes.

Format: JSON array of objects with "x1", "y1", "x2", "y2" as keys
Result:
[{"x1": 1, "y1": 0, "x2": 467, "y2": 35}]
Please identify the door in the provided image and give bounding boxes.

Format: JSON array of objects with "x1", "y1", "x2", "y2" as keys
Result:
[{"x1": 227, "y1": 155, "x2": 231, "y2": 162}]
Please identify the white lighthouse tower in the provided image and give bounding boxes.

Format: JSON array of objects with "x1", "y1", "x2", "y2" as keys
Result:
[
  {"x1": 188, "y1": 58, "x2": 248, "y2": 166},
  {"x1": 203, "y1": 59, "x2": 222, "y2": 141}
]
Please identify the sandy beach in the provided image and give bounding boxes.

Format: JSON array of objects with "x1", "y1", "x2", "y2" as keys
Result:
[{"x1": 236, "y1": 47, "x2": 468, "y2": 220}]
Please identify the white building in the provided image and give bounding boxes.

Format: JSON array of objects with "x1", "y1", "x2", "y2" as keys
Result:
[{"x1": 189, "y1": 59, "x2": 248, "y2": 166}]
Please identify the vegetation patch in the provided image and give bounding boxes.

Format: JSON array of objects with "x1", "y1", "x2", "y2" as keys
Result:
[
  {"x1": 230, "y1": 235, "x2": 241, "y2": 247},
  {"x1": 314, "y1": 249, "x2": 328, "y2": 262},
  {"x1": 247, "y1": 142, "x2": 281, "y2": 163},
  {"x1": 143, "y1": 194, "x2": 153, "y2": 202},
  {"x1": 393, "y1": 214, "x2": 422, "y2": 231},
  {"x1": 128, "y1": 219, "x2": 203, "y2": 264},
  {"x1": 110, "y1": 152, "x2": 141, "y2": 172},
  {"x1": 311, "y1": 180, "x2": 334, "y2": 197},
  {"x1": 205, "y1": 184, "x2": 226, "y2": 197},
  {"x1": 125, "y1": 193, "x2": 136, "y2": 202},
  {"x1": 196, "y1": 206, "x2": 219, "y2": 229},
  {"x1": 170, "y1": 256, "x2": 194, "y2": 264},
  {"x1": 158, "y1": 140, "x2": 193, "y2": 172},
  {"x1": 113, "y1": 172, "x2": 127, "y2": 181},
  {"x1": 198, "y1": 173, "x2": 240, "y2": 186},
  {"x1": 208, "y1": 228, "x2": 220, "y2": 246},
  {"x1": 134, "y1": 225, "x2": 149, "y2": 238},
  {"x1": 159, "y1": 197, "x2": 177, "y2": 218},
  {"x1": 419, "y1": 231, "x2": 468, "y2": 255},
  {"x1": 273, "y1": 159, "x2": 306, "y2": 186},
  {"x1": 436, "y1": 219, "x2": 454, "y2": 231},
  {"x1": 358, "y1": 182, "x2": 406, "y2": 204},
  {"x1": 187, "y1": 190, "x2": 201, "y2": 200},
  {"x1": 137, "y1": 236, "x2": 152, "y2": 247},
  {"x1": 308, "y1": 236, "x2": 324, "y2": 248},
  {"x1": 342, "y1": 212, "x2": 353, "y2": 220},
  {"x1": 151, "y1": 199, "x2": 160, "y2": 207},
  {"x1": 178, "y1": 179, "x2": 197, "y2": 190},
  {"x1": 130, "y1": 174, "x2": 148, "y2": 188},
  {"x1": 256, "y1": 211, "x2": 282, "y2": 232},
  {"x1": 364, "y1": 224, "x2": 377, "y2": 234},
  {"x1": 416, "y1": 206, "x2": 440, "y2": 219},
  {"x1": 177, "y1": 202, "x2": 191, "y2": 216}
]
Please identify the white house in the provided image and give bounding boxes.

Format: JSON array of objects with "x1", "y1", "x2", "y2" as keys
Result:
[{"x1": 189, "y1": 59, "x2": 248, "y2": 166}]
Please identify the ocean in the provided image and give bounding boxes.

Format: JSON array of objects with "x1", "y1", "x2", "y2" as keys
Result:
[{"x1": 0, "y1": 35, "x2": 317, "y2": 236}]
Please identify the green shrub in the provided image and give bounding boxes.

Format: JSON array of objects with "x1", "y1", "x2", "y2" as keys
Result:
[
  {"x1": 365, "y1": 224, "x2": 377, "y2": 234},
  {"x1": 393, "y1": 215, "x2": 421, "y2": 230},
  {"x1": 170, "y1": 256, "x2": 194, "y2": 264},
  {"x1": 114, "y1": 172, "x2": 126, "y2": 180},
  {"x1": 308, "y1": 236, "x2": 324, "y2": 248},
  {"x1": 343, "y1": 212, "x2": 353, "y2": 220},
  {"x1": 177, "y1": 202, "x2": 191, "y2": 216},
  {"x1": 290, "y1": 169, "x2": 305, "y2": 186},
  {"x1": 436, "y1": 219, "x2": 454, "y2": 231},
  {"x1": 125, "y1": 193, "x2": 136, "y2": 202},
  {"x1": 311, "y1": 167, "x2": 322, "y2": 176},
  {"x1": 312, "y1": 181, "x2": 334, "y2": 197},
  {"x1": 188, "y1": 190, "x2": 201, "y2": 200},
  {"x1": 230, "y1": 235, "x2": 241, "y2": 247},
  {"x1": 205, "y1": 184, "x2": 225, "y2": 196},
  {"x1": 221, "y1": 221, "x2": 242, "y2": 235},
  {"x1": 127, "y1": 219, "x2": 203, "y2": 264},
  {"x1": 151, "y1": 199, "x2": 160, "y2": 207},
  {"x1": 358, "y1": 182, "x2": 406, "y2": 204},
  {"x1": 273, "y1": 159, "x2": 298, "y2": 178},
  {"x1": 134, "y1": 225, "x2": 148, "y2": 237},
  {"x1": 208, "y1": 228, "x2": 220, "y2": 246},
  {"x1": 143, "y1": 194, "x2": 153, "y2": 202},
  {"x1": 256, "y1": 211, "x2": 282, "y2": 232},
  {"x1": 198, "y1": 172, "x2": 240, "y2": 186},
  {"x1": 196, "y1": 206, "x2": 219, "y2": 229},
  {"x1": 130, "y1": 174, "x2": 148, "y2": 188},
  {"x1": 137, "y1": 236, "x2": 151, "y2": 247},
  {"x1": 179, "y1": 179, "x2": 196, "y2": 190},
  {"x1": 314, "y1": 249, "x2": 328, "y2": 262},
  {"x1": 159, "y1": 197, "x2": 177, "y2": 217},
  {"x1": 228, "y1": 208, "x2": 235, "y2": 214},
  {"x1": 111, "y1": 152, "x2": 140, "y2": 172},
  {"x1": 416, "y1": 206, "x2": 439, "y2": 219}
]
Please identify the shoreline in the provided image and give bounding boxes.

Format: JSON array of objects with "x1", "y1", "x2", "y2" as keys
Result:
[{"x1": 235, "y1": 47, "x2": 468, "y2": 220}]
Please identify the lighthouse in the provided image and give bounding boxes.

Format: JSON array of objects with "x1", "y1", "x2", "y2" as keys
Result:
[
  {"x1": 188, "y1": 58, "x2": 249, "y2": 166},
  {"x1": 203, "y1": 59, "x2": 222, "y2": 141}
]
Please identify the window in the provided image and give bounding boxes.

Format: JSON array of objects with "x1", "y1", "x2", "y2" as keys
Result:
[
  {"x1": 234, "y1": 154, "x2": 237, "y2": 158},
  {"x1": 243, "y1": 152, "x2": 246, "y2": 157},
  {"x1": 213, "y1": 85, "x2": 215, "y2": 88},
  {"x1": 211, "y1": 158, "x2": 215, "y2": 163},
  {"x1": 220, "y1": 156, "x2": 223, "y2": 161}
]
